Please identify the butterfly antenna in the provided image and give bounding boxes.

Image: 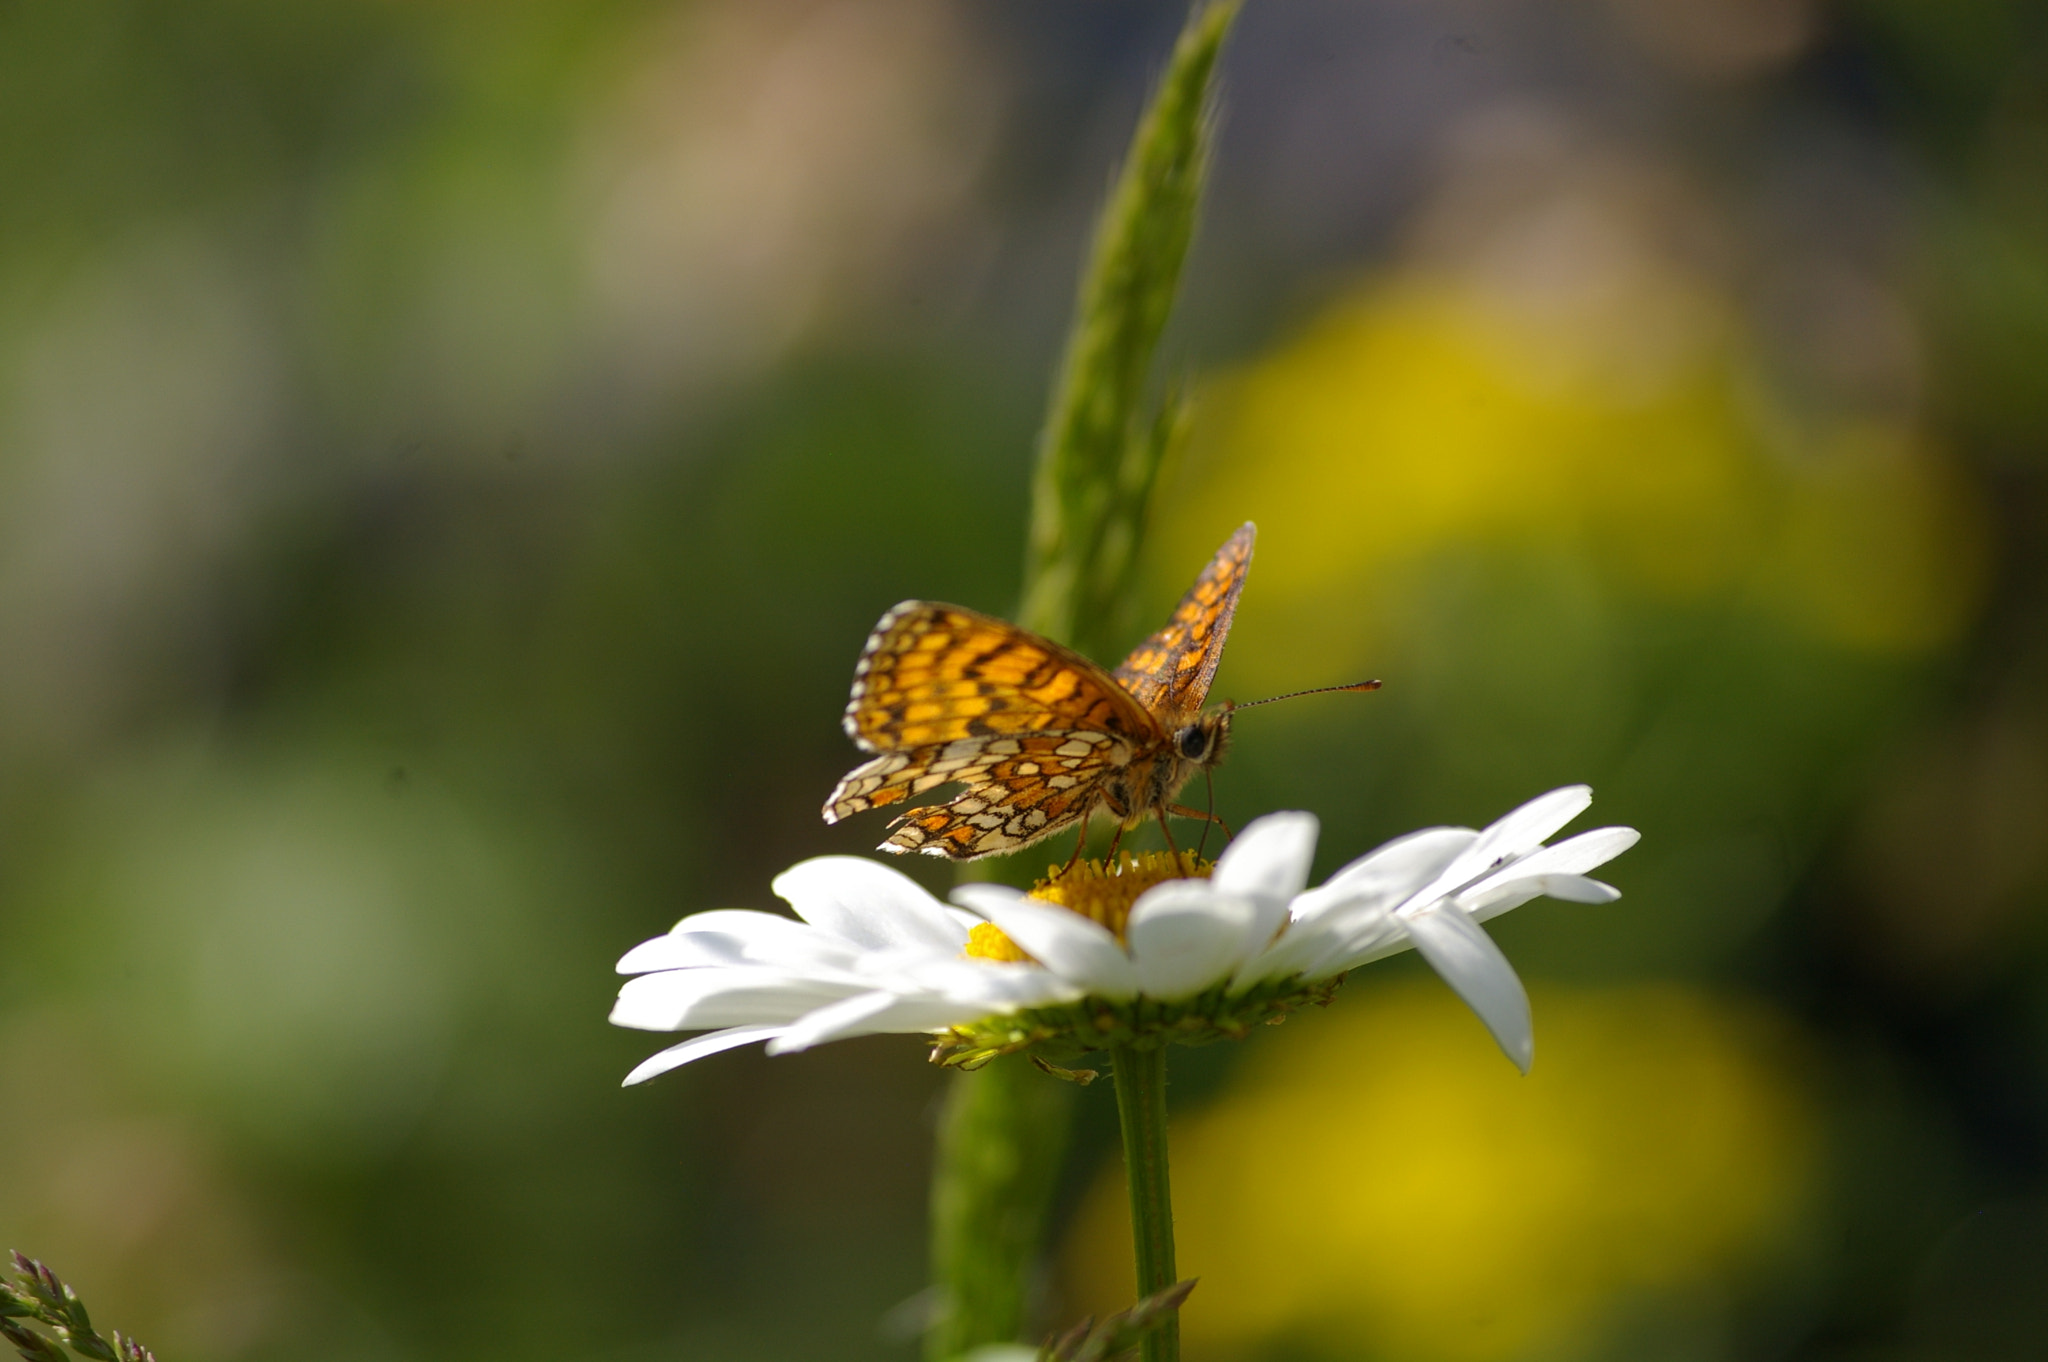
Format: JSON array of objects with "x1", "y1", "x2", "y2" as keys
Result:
[{"x1": 1226, "y1": 679, "x2": 1382, "y2": 711}]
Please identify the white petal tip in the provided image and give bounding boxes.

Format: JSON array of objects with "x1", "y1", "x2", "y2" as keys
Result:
[
  {"x1": 620, "y1": 1025, "x2": 786, "y2": 1083},
  {"x1": 1488, "y1": 1024, "x2": 1534, "y2": 1075},
  {"x1": 621, "y1": 1059, "x2": 670, "y2": 1087},
  {"x1": 950, "y1": 883, "x2": 1028, "y2": 913},
  {"x1": 1240, "y1": 809, "x2": 1319, "y2": 836},
  {"x1": 1536, "y1": 873, "x2": 1623, "y2": 904},
  {"x1": 1215, "y1": 811, "x2": 1322, "y2": 900},
  {"x1": 1491, "y1": 1027, "x2": 1536, "y2": 1077}
]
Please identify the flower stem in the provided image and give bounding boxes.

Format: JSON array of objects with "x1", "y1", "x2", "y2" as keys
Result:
[
  {"x1": 1109, "y1": 1043, "x2": 1179, "y2": 1362},
  {"x1": 925, "y1": 1056, "x2": 1075, "y2": 1360},
  {"x1": 924, "y1": 5, "x2": 1237, "y2": 1357}
]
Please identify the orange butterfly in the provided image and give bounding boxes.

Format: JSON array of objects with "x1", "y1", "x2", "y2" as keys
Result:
[{"x1": 822, "y1": 523, "x2": 1376, "y2": 860}]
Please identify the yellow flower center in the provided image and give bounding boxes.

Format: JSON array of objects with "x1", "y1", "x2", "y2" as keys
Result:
[
  {"x1": 965, "y1": 920, "x2": 1035, "y2": 963},
  {"x1": 963, "y1": 850, "x2": 1213, "y2": 963}
]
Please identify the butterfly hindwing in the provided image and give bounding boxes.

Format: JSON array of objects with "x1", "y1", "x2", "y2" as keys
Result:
[{"x1": 876, "y1": 733, "x2": 1124, "y2": 857}]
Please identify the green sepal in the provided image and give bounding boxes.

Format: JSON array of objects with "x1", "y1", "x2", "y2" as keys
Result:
[{"x1": 931, "y1": 972, "x2": 1348, "y2": 1070}]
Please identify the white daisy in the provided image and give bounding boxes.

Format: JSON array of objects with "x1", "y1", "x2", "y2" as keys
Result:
[{"x1": 611, "y1": 786, "x2": 1638, "y2": 1083}]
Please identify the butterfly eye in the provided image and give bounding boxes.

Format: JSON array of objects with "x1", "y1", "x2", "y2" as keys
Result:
[{"x1": 1177, "y1": 726, "x2": 1208, "y2": 759}]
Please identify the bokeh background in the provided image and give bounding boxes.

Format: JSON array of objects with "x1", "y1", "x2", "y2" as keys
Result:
[{"x1": 1, "y1": 2, "x2": 2044, "y2": 1359}]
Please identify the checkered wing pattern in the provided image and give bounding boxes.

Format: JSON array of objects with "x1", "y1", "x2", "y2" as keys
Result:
[
  {"x1": 1112, "y1": 523, "x2": 1253, "y2": 725},
  {"x1": 823, "y1": 603, "x2": 1162, "y2": 858},
  {"x1": 833, "y1": 732, "x2": 1128, "y2": 857}
]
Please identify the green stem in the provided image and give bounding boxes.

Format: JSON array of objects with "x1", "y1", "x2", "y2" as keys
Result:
[
  {"x1": 924, "y1": 6, "x2": 1237, "y2": 1357},
  {"x1": 925, "y1": 1056, "x2": 1075, "y2": 1360},
  {"x1": 1018, "y1": 0, "x2": 1241, "y2": 662},
  {"x1": 1110, "y1": 1043, "x2": 1179, "y2": 1362}
]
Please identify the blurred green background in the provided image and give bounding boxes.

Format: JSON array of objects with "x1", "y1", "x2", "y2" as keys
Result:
[{"x1": 2, "y1": 2, "x2": 2045, "y2": 1359}]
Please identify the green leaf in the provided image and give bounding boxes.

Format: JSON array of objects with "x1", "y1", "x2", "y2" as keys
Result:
[
  {"x1": 3, "y1": 1256, "x2": 152, "y2": 1362},
  {"x1": 1018, "y1": 2, "x2": 1239, "y2": 661},
  {"x1": 2, "y1": 1317, "x2": 71, "y2": 1362},
  {"x1": 1038, "y1": 1280, "x2": 1199, "y2": 1362}
]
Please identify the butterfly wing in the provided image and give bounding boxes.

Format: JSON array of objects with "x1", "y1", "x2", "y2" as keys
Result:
[
  {"x1": 825, "y1": 602, "x2": 1164, "y2": 859},
  {"x1": 830, "y1": 732, "x2": 1126, "y2": 857},
  {"x1": 839, "y1": 602, "x2": 1160, "y2": 753},
  {"x1": 1113, "y1": 522, "x2": 1254, "y2": 725}
]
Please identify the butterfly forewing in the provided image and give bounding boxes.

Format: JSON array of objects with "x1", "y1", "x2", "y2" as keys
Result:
[
  {"x1": 841, "y1": 603, "x2": 1158, "y2": 752},
  {"x1": 1112, "y1": 522, "x2": 1254, "y2": 725}
]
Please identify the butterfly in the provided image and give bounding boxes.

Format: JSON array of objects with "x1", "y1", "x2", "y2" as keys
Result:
[{"x1": 822, "y1": 523, "x2": 1375, "y2": 861}]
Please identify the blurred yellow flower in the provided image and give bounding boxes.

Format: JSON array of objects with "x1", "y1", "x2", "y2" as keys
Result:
[
  {"x1": 1162, "y1": 269, "x2": 1986, "y2": 691},
  {"x1": 1063, "y1": 980, "x2": 1821, "y2": 1361}
]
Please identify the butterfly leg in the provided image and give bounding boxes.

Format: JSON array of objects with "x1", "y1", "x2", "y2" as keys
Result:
[
  {"x1": 1164, "y1": 803, "x2": 1232, "y2": 838},
  {"x1": 1104, "y1": 819, "x2": 1128, "y2": 866},
  {"x1": 1165, "y1": 802, "x2": 1232, "y2": 860},
  {"x1": 1201, "y1": 770, "x2": 1213, "y2": 857},
  {"x1": 1063, "y1": 799, "x2": 1104, "y2": 874},
  {"x1": 1062, "y1": 829, "x2": 1088, "y2": 874},
  {"x1": 1152, "y1": 805, "x2": 1182, "y2": 861}
]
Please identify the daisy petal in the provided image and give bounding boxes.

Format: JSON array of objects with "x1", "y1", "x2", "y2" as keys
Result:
[
  {"x1": 623, "y1": 1025, "x2": 786, "y2": 1086},
  {"x1": 765, "y1": 991, "x2": 902, "y2": 1054},
  {"x1": 902, "y1": 958, "x2": 1079, "y2": 1011},
  {"x1": 773, "y1": 856, "x2": 967, "y2": 953},
  {"x1": 618, "y1": 910, "x2": 855, "y2": 974},
  {"x1": 616, "y1": 932, "x2": 746, "y2": 974},
  {"x1": 1321, "y1": 827, "x2": 1478, "y2": 898},
  {"x1": 1403, "y1": 905, "x2": 1533, "y2": 1073},
  {"x1": 1215, "y1": 812, "x2": 1319, "y2": 952},
  {"x1": 770, "y1": 990, "x2": 1010, "y2": 1054},
  {"x1": 1231, "y1": 905, "x2": 1376, "y2": 990},
  {"x1": 1464, "y1": 887, "x2": 1544, "y2": 921},
  {"x1": 1464, "y1": 873, "x2": 1622, "y2": 921},
  {"x1": 1536, "y1": 873, "x2": 1620, "y2": 903},
  {"x1": 1433, "y1": 785, "x2": 1593, "y2": 893},
  {"x1": 1127, "y1": 882, "x2": 1258, "y2": 999},
  {"x1": 971, "y1": 896, "x2": 1138, "y2": 999},
  {"x1": 608, "y1": 968, "x2": 860, "y2": 1031},
  {"x1": 1294, "y1": 827, "x2": 1479, "y2": 926},
  {"x1": 1326, "y1": 915, "x2": 1415, "y2": 971},
  {"x1": 1214, "y1": 812, "x2": 1320, "y2": 902},
  {"x1": 1483, "y1": 784, "x2": 1594, "y2": 849},
  {"x1": 1499, "y1": 826, "x2": 1640, "y2": 879},
  {"x1": 949, "y1": 883, "x2": 1029, "y2": 917}
]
